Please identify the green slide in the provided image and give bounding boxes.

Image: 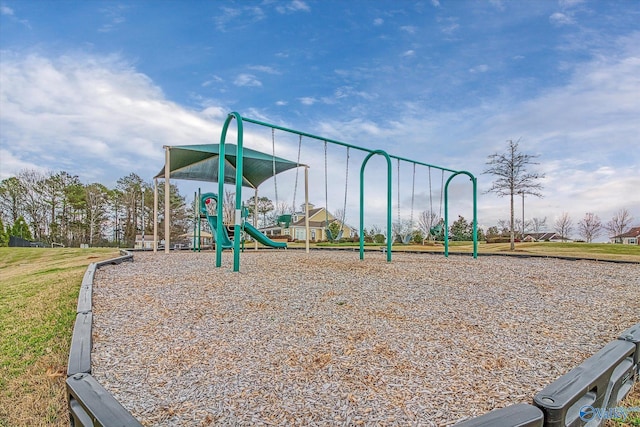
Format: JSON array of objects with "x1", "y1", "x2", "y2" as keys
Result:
[
  {"x1": 243, "y1": 222, "x2": 287, "y2": 248},
  {"x1": 200, "y1": 192, "x2": 286, "y2": 249},
  {"x1": 200, "y1": 193, "x2": 233, "y2": 249}
]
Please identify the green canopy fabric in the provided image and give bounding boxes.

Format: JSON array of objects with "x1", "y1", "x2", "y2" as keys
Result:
[{"x1": 155, "y1": 144, "x2": 302, "y2": 189}]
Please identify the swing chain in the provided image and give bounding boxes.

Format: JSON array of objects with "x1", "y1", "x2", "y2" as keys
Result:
[
  {"x1": 271, "y1": 128, "x2": 279, "y2": 215},
  {"x1": 292, "y1": 134, "x2": 302, "y2": 213},
  {"x1": 338, "y1": 147, "x2": 349, "y2": 234}
]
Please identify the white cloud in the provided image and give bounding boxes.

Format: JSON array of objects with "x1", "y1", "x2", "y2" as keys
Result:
[
  {"x1": 0, "y1": 149, "x2": 46, "y2": 180},
  {"x1": 469, "y1": 64, "x2": 489, "y2": 73},
  {"x1": 201, "y1": 75, "x2": 223, "y2": 87},
  {"x1": 214, "y1": 6, "x2": 265, "y2": 31},
  {"x1": 402, "y1": 50, "x2": 415, "y2": 57},
  {"x1": 299, "y1": 97, "x2": 317, "y2": 105},
  {"x1": 98, "y1": 5, "x2": 129, "y2": 33},
  {"x1": 233, "y1": 73, "x2": 262, "y2": 87},
  {"x1": 248, "y1": 65, "x2": 281, "y2": 75},
  {"x1": 275, "y1": 100, "x2": 287, "y2": 106},
  {"x1": 400, "y1": 25, "x2": 417, "y2": 34},
  {"x1": 430, "y1": 0, "x2": 440, "y2": 7},
  {"x1": 276, "y1": 0, "x2": 310, "y2": 14},
  {"x1": 438, "y1": 17, "x2": 460, "y2": 36},
  {"x1": 1, "y1": 4, "x2": 30, "y2": 27},
  {"x1": 549, "y1": 12, "x2": 574, "y2": 25},
  {"x1": 489, "y1": 0, "x2": 505, "y2": 11},
  {"x1": 373, "y1": 18, "x2": 384, "y2": 26},
  {"x1": 303, "y1": 34, "x2": 640, "y2": 234},
  {"x1": 0, "y1": 52, "x2": 218, "y2": 186},
  {"x1": 559, "y1": 0, "x2": 585, "y2": 7}
]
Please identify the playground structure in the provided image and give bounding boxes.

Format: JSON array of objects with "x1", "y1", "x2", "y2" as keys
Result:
[
  {"x1": 198, "y1": 192, "x2": 287, "y2": 250},
  {"x1": 153, "y1": 111, "x2": 478, "y2": 272}
]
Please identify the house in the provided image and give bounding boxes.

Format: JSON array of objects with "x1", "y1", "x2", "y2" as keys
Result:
[
  {"x1": 522, "y1": 232, "x2": 565, "y2": 242},
  {"x1": 259, "y1": 206, "x2": 356, "y2": 242},
  {"x1": 134, "y1": 234, "x2": 155, "y2": 250},
  {"x1": 610, "y1": 226, "x2": 640, "y2": 245}
]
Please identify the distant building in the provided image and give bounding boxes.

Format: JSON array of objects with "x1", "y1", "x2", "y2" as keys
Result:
[
  {"x1": 609, "y1": 226, "x2": 640, "y2": 245},
  {"x1": 134, "y1": 234, "x2": 154, "y2": 250},
  {"x1": 259, "y1": 206, "x2": 355, "y2": 242},
  {"x1": 522, "y1": 232, "x2": 565, "y2": 242}
]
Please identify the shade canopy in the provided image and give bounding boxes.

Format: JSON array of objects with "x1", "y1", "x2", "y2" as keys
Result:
[{"x1": 155, "y1": 144, "x2": 303, "y2": 189}]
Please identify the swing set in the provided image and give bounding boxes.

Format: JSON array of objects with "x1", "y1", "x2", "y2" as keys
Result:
[
  {"x1": 211, "y1": 111, "x2": 477, "y2": 272},
  {"x1": 395, "y1": 160, "x2": 446, "y2": 244}
]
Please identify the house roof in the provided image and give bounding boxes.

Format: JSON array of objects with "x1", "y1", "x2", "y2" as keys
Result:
[
  {"x1": 523, "y1": 232, "x2": 560, "y2": 240},
  {"x1": 612, "y1": 226, "x2": 640, "y2": 239}
]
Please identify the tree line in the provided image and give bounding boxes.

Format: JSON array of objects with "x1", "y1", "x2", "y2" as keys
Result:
[
  {"x1": 483, "y1": 139, "x2": 636, "y2": 246},
  {"x1": 0, "y1": 169, "x2": 191, "y2": 248},
  {"x1": 1, "y1": 153, "x2": 634, "y2": 248}
]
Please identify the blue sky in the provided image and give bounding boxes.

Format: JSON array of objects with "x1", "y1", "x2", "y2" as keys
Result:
[{"x1": 1, "y1": 0, "x2": 639, "y2": 238}]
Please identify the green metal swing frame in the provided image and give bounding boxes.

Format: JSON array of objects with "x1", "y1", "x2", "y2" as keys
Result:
[{"x1": 216, "y1": 111, "x2": 478, "y2": 272}]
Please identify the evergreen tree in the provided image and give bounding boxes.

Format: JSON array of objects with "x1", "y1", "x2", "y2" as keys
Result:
[
  {"x1": 0, "y1": 218, "x2": 7, "y2": 246},
  {"x1": 10, "y1": 216, "x2": 33, "y2": 240}
]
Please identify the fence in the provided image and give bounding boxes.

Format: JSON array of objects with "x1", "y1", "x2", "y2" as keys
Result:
[{"x1": 66, "y1": 252, "x2": 639, "y2": 426}]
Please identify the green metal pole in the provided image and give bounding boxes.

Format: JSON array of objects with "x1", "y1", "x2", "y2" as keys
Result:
[
  {"x1": 444, "y1": 178, "x2": 450, "y2": 257},
  {"x1": 472, "y1": 176, "x2": 478, "y2": 259},
  {"x1": 444, "y1": 171, "x2": 478, "y2": 258},
  {"x1": 359, "y1": 150, "x2": 392, "y2": 262},
  {"x1": 231, "y1": 113, "x2": 244, "y2": 272},
  {"x1": 216, "y1": 114, "x2": 233, "y2": 267},
  {"x1": 242, "y1": 117, "x2": 459, "y2": 174}
]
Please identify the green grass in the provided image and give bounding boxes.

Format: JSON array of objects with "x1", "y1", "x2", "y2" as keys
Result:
[
  {"x1": 607, "y1": 384, "x2": 640, "y2": 426},
  {"x1": 0, "y1": 247, "x2": 120, "y2": 427}
]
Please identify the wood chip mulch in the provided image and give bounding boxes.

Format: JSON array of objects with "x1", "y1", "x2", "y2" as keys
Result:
[{"x1": 91, "y1": 251, "x2": 640, "y2": 426}]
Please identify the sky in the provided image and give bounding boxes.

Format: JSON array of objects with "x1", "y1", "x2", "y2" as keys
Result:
[{"x1": 1, "y1": 0, "x2": 639, "y2": 240}]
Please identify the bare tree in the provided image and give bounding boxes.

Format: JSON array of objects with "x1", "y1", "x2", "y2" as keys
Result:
[
  {"x1": 223, "y1": 190, "x2": 235, "y2": 224},
  {"x1": 531, "y1": 217, "x2": 547, "y2": 233},
  {"x1": 484, "y1": 139, "x2": 544, "y2": 250},
  {"x1": 497, "y1": 219, "x2": 511, "y2": 236},
  {"x1": 554, "y1": 212, "x2": 574, "y2": 242},
  {"x1": 605, "y1": 208, "x2": 634, "y2": 239},
  {"x1": 418, "y1": 209, "x2": 438, "y2": 242},
  {"x1": 577, "y1": 212, "x2": 602, "y2": 243},
  {"x1": 267, "y1": 201, "x2": 294, "y2": 226}
]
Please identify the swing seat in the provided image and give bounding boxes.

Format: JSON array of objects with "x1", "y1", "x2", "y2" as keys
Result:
[
  {"x1": 430, "y1": 224, "x2": 443, "y2": 236},
  {"x1": 326, "y1": 229, "x2": 343, "y2": 242},
  {"x1": 277, "y1": 214, "x2": 292, "y2": 228}
]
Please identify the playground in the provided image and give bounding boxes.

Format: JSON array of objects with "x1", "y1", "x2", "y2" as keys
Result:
[
  {"x1": 153, "y1": 112, "x2": 477, "y2": 272},
  {"x1": 90, "y1": 250, "x2": 640, "y2": 426}
]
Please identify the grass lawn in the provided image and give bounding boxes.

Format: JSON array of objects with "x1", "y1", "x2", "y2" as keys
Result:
[
  {"x1": 607, "y1": 385, "x2": 640, "y2": 426},
  {"x1": 0, "y1": 247, "x2": 120, "y2": 427}
]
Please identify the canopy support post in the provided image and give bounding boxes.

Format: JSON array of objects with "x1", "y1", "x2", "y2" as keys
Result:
[
  {"x1": 164, "y1": 146, "x2": 170, "y2": 254},
  {"x1": 254, "y1": 187, "x2": 259, "y2": 250},
  {"x1": 305, "y1": 166, "x2": 310, "y2": 253},
  {"x1": 153, "y1": 178, "x2": 158, "y2": 253}
]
